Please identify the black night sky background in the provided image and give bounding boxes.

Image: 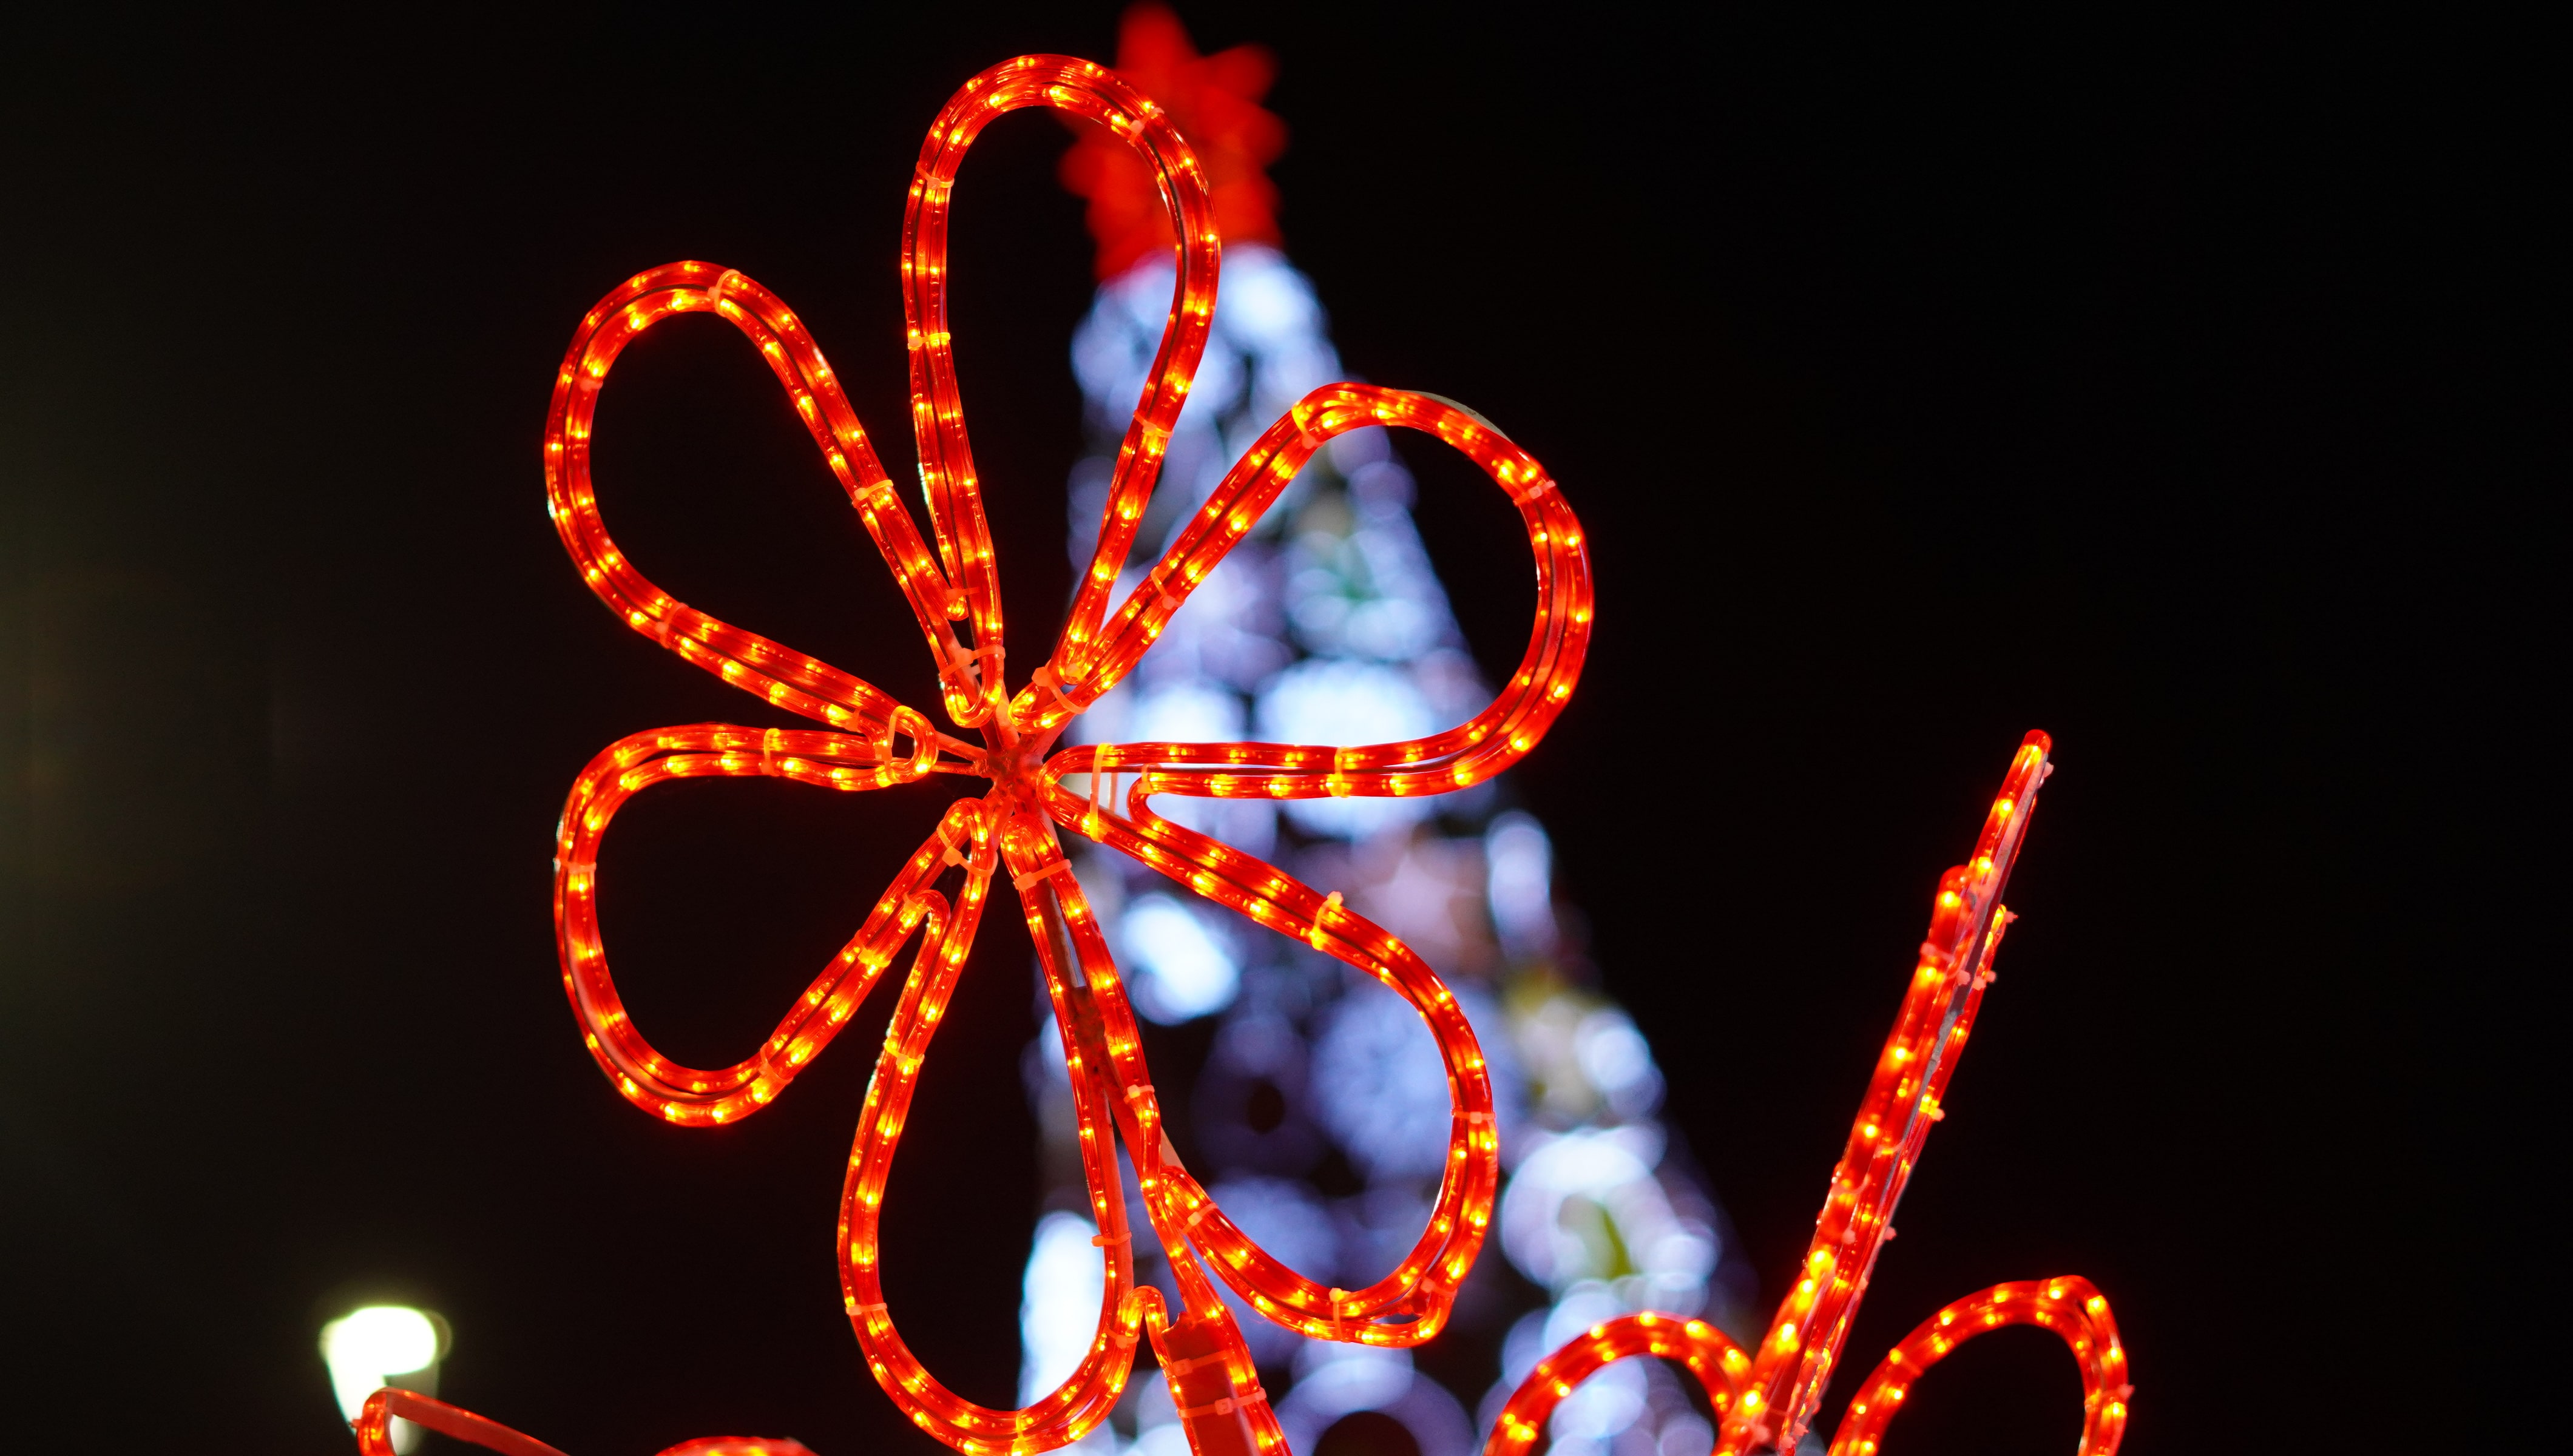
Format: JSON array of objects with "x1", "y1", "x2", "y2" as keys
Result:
[{"x1": 1, "y1": 6, "x2": 2538, "y2": 1453}]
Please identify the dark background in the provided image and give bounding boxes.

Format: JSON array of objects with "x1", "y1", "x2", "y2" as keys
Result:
[{"x1": 1, "y1": 5, "x2": 2536, "y2": 1452}]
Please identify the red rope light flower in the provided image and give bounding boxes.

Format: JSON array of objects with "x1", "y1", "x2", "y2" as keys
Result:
[
  {"x1": 347, "y1": 49, "x2": 2128, "y2": 1456},
  {"x1": 360, "y1": 52, "x2": 1567, "y2": 1456}
]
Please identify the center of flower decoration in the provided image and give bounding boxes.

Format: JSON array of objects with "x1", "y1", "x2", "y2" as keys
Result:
[{"x1": 984, "y1": 716, "x2": 1067, "y2": 805}]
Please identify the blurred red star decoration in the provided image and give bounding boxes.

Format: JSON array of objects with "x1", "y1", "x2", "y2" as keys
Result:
[{"x1": 1060, "y1": 4, "x2": 1288, "y2": 278}]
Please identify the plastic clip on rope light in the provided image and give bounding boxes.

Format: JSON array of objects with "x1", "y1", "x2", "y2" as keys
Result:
[{"x1": 348, "y1": 53, "x2": 2127, "y2": 1456}]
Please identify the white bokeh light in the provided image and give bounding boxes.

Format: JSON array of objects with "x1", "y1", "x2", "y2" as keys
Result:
[
  {"x1": 1484, "y1": 812, "x2": 1558, "y2": 954},
  {"x1": 1121, "y1": 894, "x2": 1240, "y2": 1023},
  {"x1": 319, "y1": 1305, "x2": 445, "y2": 1454},
  {"x1": 1018, "y1": 1212, "x2": 1106, "y2": 1405},
  {"x1": 1256, "y1": 658, "x2": 1436, "y2": 838}
]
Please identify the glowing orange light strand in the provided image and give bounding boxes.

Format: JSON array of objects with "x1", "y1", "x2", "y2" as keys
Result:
[
  {"x1": 1485, "y1": 733, "x2": 2130, "y2": 1454},
  {"x1": 350, "y1": 49, "x2": 2125, "y2": 1456},
  {"x1": 1826, "y1": 1276, "x2": 2130, "y2": 1455}
]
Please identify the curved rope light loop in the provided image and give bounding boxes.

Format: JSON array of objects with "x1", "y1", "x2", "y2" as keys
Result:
[
  {"x1": 1827, "y1": 1277, "x2": 2131, "y2": 1456},
  {"x1": 1486, "y1": 1313, "x2": 1751, "y2": 1455}
]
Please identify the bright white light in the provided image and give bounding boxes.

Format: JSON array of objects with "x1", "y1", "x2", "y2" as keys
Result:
[
  {"x1": 1018, "y1": 1212, "x2": 1106, "y2": 1404},
  {"x1": 1256, "y1": 658, "x2": 1435, "y2": 838},
  {"x1": 1499, "y1": 1129, "x2": 1660, "y2": 1290},
  {"x1": 1574, "y1": 1009, "x2": 1665, "y2": 1118},
  {"x1": 320, "y1": 1305, "x2": 442, "y2": 1453},
  {"x1": 1258, "y1": 658, "x2": 1431, "y2": 746},
  {"x1": 1574, "y1": 1013, "x2": 1651, "y2": 1093},
  {"x1": 1498, "y1": 1127, "x2": 1718, "y2": 1327},
  {"x1": 1122, "y1": 895, "x2": 1240, "y2": 1023},
  {"x1": 1220, "y1": 246, "x2": 1322, "y2": 352},
  {"x1": 1290, "y1": 1341, "x2": 1415, "y2": 1417},
  {"x1": 1132, "y1": 681, "x2": 1243, "y2": 743},
  {"x1": 1310, "y1": 986, "x2": 1452, "y2": 1179},
  {"x1": 1658, "y1": 1414, "x2": 1716, "y2": 1456},
  {"x1": 1484, "y1": 813, "x2": 1557, "y2": 953}
]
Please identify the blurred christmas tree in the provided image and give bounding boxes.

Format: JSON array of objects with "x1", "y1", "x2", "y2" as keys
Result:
[{"x1": 1017, "y1": 12, "x2": 1754, "y2": 1456}]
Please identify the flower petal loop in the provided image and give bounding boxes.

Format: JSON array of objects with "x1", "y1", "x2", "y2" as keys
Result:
[
  {"x1": 1039, "y1": 384, "x2": 1589, "y2": 795},
  {"x1": 545, "y1": 265, "x2": 962, "y2": 736},
  {"x1": 1486, "y1": 1313, "x2": 1751, "y2": 1455},
  {"x1": 1059, "y1": 784, "x2": 1501, "y2": 1344},
  {"x1": 556, "y1": 753, "x2": 987, "y2": 1124},
  {"x1": 1825, "y1": 1277, "x2": 2130, "y2": 1456},
  {"x1": 905, "y1": 56, "x2": 1223, "y2": 734}
]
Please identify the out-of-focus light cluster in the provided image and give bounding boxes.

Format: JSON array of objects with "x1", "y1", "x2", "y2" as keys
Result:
[{"x1": 336, "y1": 34, "x2": 2126, "y2": 1456}]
